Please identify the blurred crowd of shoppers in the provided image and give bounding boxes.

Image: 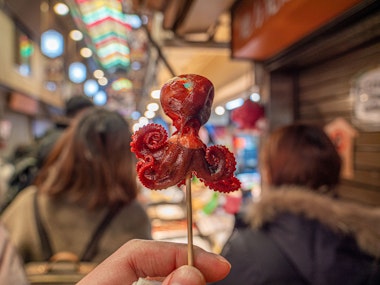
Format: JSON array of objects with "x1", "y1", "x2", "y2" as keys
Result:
[
  {"x1": 0, "y1": 96, "x2": 94, "y2": 212},
  {"x1": 1, "y1": 106, "x2": 152, "y2": 262},
  {"x1": 0, "y1": 99, "x2": 155, "y2": 284}
]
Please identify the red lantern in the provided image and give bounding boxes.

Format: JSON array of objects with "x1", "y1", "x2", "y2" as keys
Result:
[{"x1": 231, "y1": 99, "x2": 265, "y2": 129}]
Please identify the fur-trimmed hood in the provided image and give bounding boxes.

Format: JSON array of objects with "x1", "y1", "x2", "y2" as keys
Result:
[{"x1": 246, "y1": 186, "x2": 380, "y2": 258}]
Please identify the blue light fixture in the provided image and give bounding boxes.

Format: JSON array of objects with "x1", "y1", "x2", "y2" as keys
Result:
[
  {"x1": 40, "y1": 29, "x2": 64, "y2": 58},
  {"x1": 125, "y1": 14, "x2": 142, "y2": 29},
  {"x1": 225, "y1": 98, "x2": 244, "y2": 110},
  {"x1": 83, "y1": 79, "x2": 99, "y2": 96},
  {"x1": 93, "y1": 90, "x2": 107, "y2": 106},
  {"x1": 68, "y1": 62, "x2": 87, "y2": 84}
]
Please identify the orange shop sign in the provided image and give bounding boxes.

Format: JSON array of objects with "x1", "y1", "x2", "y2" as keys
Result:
[{"x1": 231, "y1": 0, "x2": 363, "y2": 61}]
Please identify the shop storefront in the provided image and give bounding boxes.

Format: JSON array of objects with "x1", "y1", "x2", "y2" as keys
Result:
[{"x1": 231, "y1": 0, "x2": 380, "y2": 205}]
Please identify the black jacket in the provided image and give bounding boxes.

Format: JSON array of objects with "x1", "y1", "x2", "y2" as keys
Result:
[{"x1": 211, "y1": 186, "x2": 380, "y2": 285}]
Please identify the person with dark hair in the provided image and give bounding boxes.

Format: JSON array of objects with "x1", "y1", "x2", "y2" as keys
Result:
[
  {"x1": 211, "y1": 123, "x2": 380, "y2": 285},
  {"x1": 64, "y1": 95, "x2": 94, "y2": 119},
  {"x1": 0, "y1": 95, "x2": 95, "y2": 213},
  {"x1": 1, "y1": 107, "x2": 152, "y2": 263},
  {"x1": 36, "y1": 95, "x2": 94, "y2": 166}
]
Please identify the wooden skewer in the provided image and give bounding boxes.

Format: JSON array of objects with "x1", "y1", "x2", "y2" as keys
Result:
[{"x1": 186, "y1": 174, "x2": 194, "y2": 266}]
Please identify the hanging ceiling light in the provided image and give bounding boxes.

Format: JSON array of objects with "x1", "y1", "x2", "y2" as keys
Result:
[
  {"x1": 53, "y1": 2, "x2": 70, "y2": 15},
  {"x1": 80, "y1": 47, "x2": 93, "y2": 58},
  {"x1": 150, "y1": 89, "x2": 160, "y2": 99},
  {"x1": 83, "y1": 79, "x2": 99, "y2": 96},
  {"x1": 69, "y1": 29, "x2": 83, "y2": 41},
  {"x1": 111, "y1": 78, "x2": 133, "y2": 91},
  {"x1": 68, "y1": 62, "x2": 87, "y2": 83},
  {"x1": 225, "y1": 98, "x2": 244, "y2": 110},
  {"x1": 40, "y1": 1, "x2": 64, "y2": 58},
  {"x1": 40, "y1": 29, "x2": 64, "y2": 58},
  {"x1": 93, "y1": 90, "x2": 107, "y2": 106}
]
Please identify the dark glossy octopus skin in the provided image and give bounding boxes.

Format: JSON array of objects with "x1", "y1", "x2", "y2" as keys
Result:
[{"x1": 131, "y1": 74, "x2": 241, "y2": 193}]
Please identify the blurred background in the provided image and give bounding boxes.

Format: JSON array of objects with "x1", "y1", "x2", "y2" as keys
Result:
[
  {"x1": 0, "y1": 0, "x2": 379, "y2": 217},
  {"x1": 0, "y1": 0, "x2": 253, "y2": 124}
]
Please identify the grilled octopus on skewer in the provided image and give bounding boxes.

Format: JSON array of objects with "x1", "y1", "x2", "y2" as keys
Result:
[{"x1": 131, "y1": 74, "x2": 240, "y2": 193}]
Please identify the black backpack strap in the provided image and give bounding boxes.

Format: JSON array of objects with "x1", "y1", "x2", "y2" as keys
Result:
[{"x1": 33, "y1": 191, "x2": 121, "y2": 262}]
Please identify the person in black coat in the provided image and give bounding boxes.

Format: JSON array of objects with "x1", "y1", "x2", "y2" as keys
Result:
[{"x1": 211, "y1": 123, "x2": 380, "y2": 285}]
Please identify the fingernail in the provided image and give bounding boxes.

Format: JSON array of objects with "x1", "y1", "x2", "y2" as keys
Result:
[
  {"x1": 164, "y1": 265, "x2": 205, "y2": 285},
  {"x1": 215, "y1": 254, "x2": 231, "y2": 269}
]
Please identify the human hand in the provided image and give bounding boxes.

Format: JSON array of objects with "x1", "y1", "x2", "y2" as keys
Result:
[{"x1": 77, "y1": 239, "x2": 231, "y2": 285}]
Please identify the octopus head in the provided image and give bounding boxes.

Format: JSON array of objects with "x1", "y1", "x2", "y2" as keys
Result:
[{"x1": 160, "y1": 74, "x2": 214, "y2": 131}]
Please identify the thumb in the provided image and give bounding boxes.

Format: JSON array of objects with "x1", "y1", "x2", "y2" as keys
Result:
[{"x1": 162, "y1": 265, "x2": 206, "y2": 285}]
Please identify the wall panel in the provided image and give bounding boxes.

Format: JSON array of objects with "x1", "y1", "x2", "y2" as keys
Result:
[{"x1": 297, "y1": 40, "x2": 380, "y2": 205}]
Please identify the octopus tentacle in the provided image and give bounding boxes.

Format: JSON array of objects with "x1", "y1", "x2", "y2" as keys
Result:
[
  {"x1": 131, "y1": 124, "x2": 168, "y2": 158},
  {"x1": 136, "y1": 155, "x2": 156, "y2": 189},
  {"x1": 136, "y1": 141, "x2": 193, "y2": 190},
  {"x1": 196, "y1": 145, "x2": 237, "y2": 183},
  {"x1": 206, "y1": 145, "x2": 237, "y2": 178},
  {"x1": 138, "y1": 159, "x2": 188, "y2": 190},
  {"x1": 204, "y1": 176, "x2": 241, "y2": 193}
]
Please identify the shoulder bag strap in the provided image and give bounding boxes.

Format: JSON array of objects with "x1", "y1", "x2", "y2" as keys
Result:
[
  {"x1": 33, "y1": 191, "x2": 53, "y2": 260},
  {"x1": 34, "y1": 191, "x2": 122, "y2": 262},
  {"x1": 80, "y1": 203, "x2": 122, "y2": 261}
]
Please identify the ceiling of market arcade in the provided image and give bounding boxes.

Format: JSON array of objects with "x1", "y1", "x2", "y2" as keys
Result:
[{"x1": 1, "y1": 0, "x2": 253, "y2": 116}]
